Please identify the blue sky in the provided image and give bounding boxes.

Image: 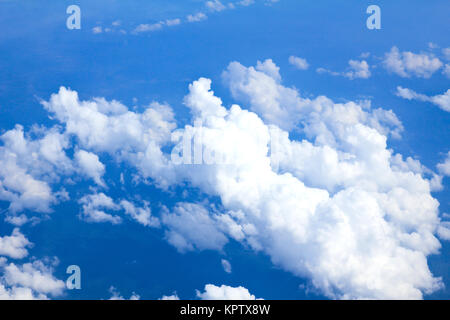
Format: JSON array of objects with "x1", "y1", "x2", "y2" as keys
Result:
[{"x1": 0, "y1": 0, "x2": 449, "y2": 300}]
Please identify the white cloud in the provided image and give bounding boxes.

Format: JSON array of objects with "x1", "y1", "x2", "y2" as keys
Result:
[
  {"x1": 0, "y1": 283, "x2": 44, "y2": 300},
  {"x1": 159, "y1": 293, "x2": 180, "y2": 300},
  {"x1": 206, "y1": 0, "x2": 227, "y2": 12},
  {"x1": 108, "y1": 286, "x2": 140, "y2": 300},
  {"x1": 4, "y1": 214, "x2": 31, "y2": 227},
  {"x1": 0, "y1": 160, "x2": 54, "y2": 214},
  {"x1": 316, "y1": 67, "x2": 337, "y2": 76},
  {"x1": 221, "y1": 259, "x2": 232, "y2": 273},
  {"x1": 345, "y1": 60, "x2": 371, "y2": 79},
  {"x1": 133, "y1": 22, "x2": 164, "y2": 33},
  {"x1": 31, "y1": 59, "x2": 446, "y2": 299},
  {"x1": 428, "y1": 42, "x2": 439, "y2": 50},
  {"x1": 0, "y1": 229, "x2": 32, "y2": 259},
  {"x1": 120, "y1": 200, "x2": 160, "y2": 227},
  {"x1": 78, "y1": 192, "x2": 161, "y2": 227},
  {"x1": 92, "y1": 26, "x2": 102, "y2": 34},
  {"x1": 437, "y1": 152, "x2": 450, "y2": 176},
  {"x1": 223, "y1": 59, "x2": 400, "y2": 135},
  {"x1": 170, "y1": 63, "x2": 444, "y2": 299},
  {"x1": 288, "y1": 55, "x2": 309, "y2": 70},
  {"x1": 442, "y1": 48, "x2": 450, "y2": 61},
  {"x1": 41, "y1": 88, "x2": 177, "y2": 188},
  {"x1": 75, "y1": 150, "x2": 106, "y2": 187},
  {"x1": 383, "y1": 46, "x2": 443, "y2": 78},
  {"x1": 183, "y1": 77, "x2": 228, "y2": 120},
  {"x1": 196, "y1": 284, "x2": 261, "y2": 300},
  {"x1": 79, "y1": 193, "x2": 122, "y2": 224},
  {"x1": 223, "y1": 59, "x2": 304, "y2": 130},
  {"x1": 187, "y1": 13, "x2": 207, "y2": 23},
  {"x1": 437, "y1": 222, "x2": 450, "y2": 241},
  {"x1": 317, "y1": 60, "x2": 371, "y2": 79},
  {"x1": 162, "y1": 203, "x2": 229, "y2": 253},
  {"x1": 443, "y1": 64, "x2": 450, "y2": 78},
  {"x1": 0, "y1": 258, "x2": 65, "y2": 300},
  {"x1": 238, "y1": 0, "x2": 255, "y2": 6},
  {"x1": 127, "y1": 1, "x2": 279, "y2": 35},
  {"x1": 0, "y1": 125, "x2": 71, "y2": 217},
  {"x1": 134, "y1": 18, "x2": 181, "y2": 33},
  {"x1": 165, "y1": 18, "x2": 181, "y2": 27},
  {"x1": 396, "y1": 86, "x2": 450, "y2": 112}
]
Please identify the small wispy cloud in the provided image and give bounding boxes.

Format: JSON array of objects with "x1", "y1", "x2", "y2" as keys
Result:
[
  {"x1": 92, "y1": 26, "x2": 102, "y2": 34},
  {"x1": 133, "y1": 22, "x2": 164, "y2": 33},
  {"x1": 395, "y1": 86, "x2": 450, "y2": 112},
  {"x1": 288, "y1": 55, "x2": 309, "y2": 70},
  {"x1": 165, "y1": 18, "x2": 181, "y2": 26},
  {"x1": 317, "y1": 59, "x2": 371, "y2": 79},
  {"x1": 102, "y1": 0, "x2": 280, "y2": 36},
  {"x1": 206, "y1": 0, "x2": 227, "y2": 12},
  {"x1": 187, "y1": 12, "x2": 208, "y2": 23},
  {"x1": 221, "y1": 259, "x2": 232, "y2": 273}
]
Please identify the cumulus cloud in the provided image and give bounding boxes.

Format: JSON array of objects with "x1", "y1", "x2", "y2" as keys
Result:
[
  {"x1": 223, "y1": 59, "x2": 400, "y2": 135},
  {"x1": 159, "y1": 293, "x2": 180, "y2": 300},
  {"x1": 1, "y1": 90, "x2": 178, "y2": 225},
  {"x1": 41, "y1": 87, "x2": 177, "y2": 188},
  {"x1": 14, "y1": 58, "x2": 446, "y2": 300},
  {"x1": 223, "y1": 58, "x2": 305, "y2": 130},
  {"x1": 345, "y1": 60, "x2": 371, "y2": 79},
  {"x1": 0, "y1": 229, "x2": 32, "y2": 259},
  {"x1": 169, "y1": 62, "x2": 444, "y2": 299},
  {"x1": 383, "y1": 46, "x2": 443, "y2": 78},
  {"x1": 196, "y1": 284, "x2": 260, "y2": 300},
  {"x1": 288, "y1": 56, "x2": 309, "y2": 70},
  {"x1": 0, "y1": 160, "x2": 54, "y2": 214},
  {"x1": 0, "y1": 258, "x2": 65, "y2": 300},
  {"x1": 396, "y1": 86, "x2": 450, "y2": 112},
  {"x1": 0, "y1": 125, "x2": 72, "y2": 218}
]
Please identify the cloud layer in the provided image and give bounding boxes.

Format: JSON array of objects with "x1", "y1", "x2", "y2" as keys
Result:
[{"x1": 0, "y1": 58, "x2": 447, "y2": 300}]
